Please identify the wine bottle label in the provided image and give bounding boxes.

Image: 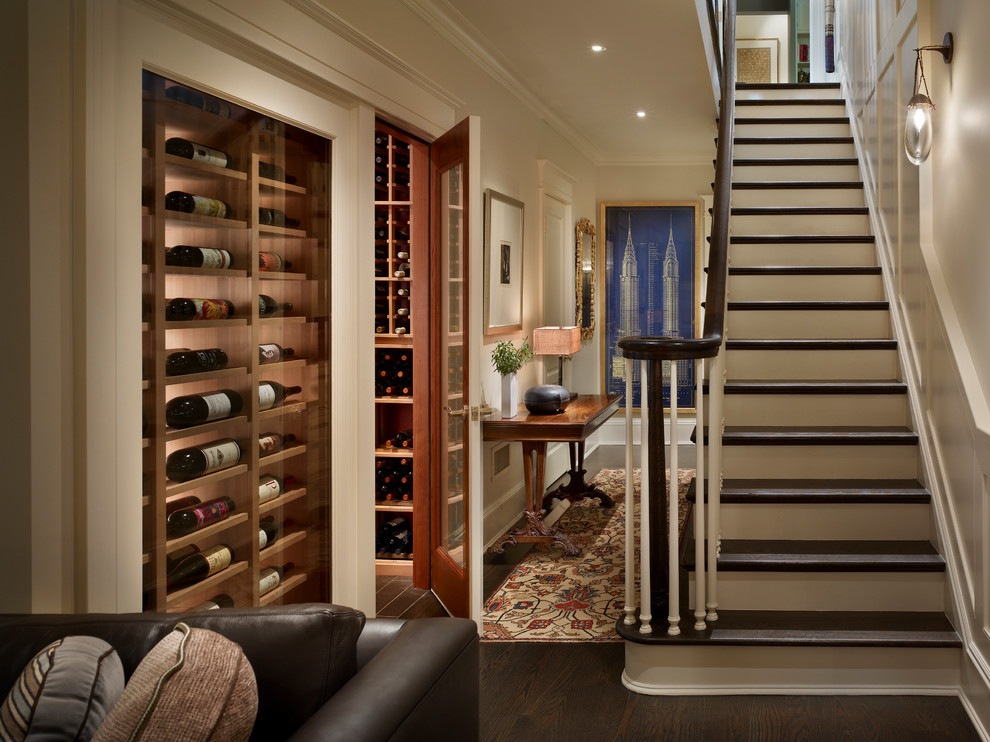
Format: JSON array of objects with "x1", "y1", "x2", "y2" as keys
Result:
[
  {"x1": 191, "y1": 299, "x2": 231, "y2": 320},
  {"x1": 190, "y1": 145, "x2": 228, "y2": 168},
  {"x1": 258, "y1": 476, "x2": 282, "y2": 503},
  {"x1": 201, "y1": 545, "x2": 232, "y2": 575},
  {"x1": 259, "y1": 344, "x2": 282, "y2": 364},
  {"x1": 258, "y1": 434, "x2": 281, "y2": 455},
  {"x1": 259, "y1": 529, "x2": 269, "y2": 549},
  {"x1": 258, "y1": 252, "x2": 284, "y2": 271},
  {"x1": 201, "y1": 441, "x2": 241, "y2": 474},
  {"x1": 200, "y1": 392, "x2": 233, "y2": 421},
  {"x1": 199, "y1": 248, "x2": 232, "y2": 269},
  {"x1": 258, "y1": 384, "x2": 277, "y2": 410},
  {"x1": 190, "y1": 195, "x2": 228, "y2": 218},
  {"x1": 259, "y1": 569, "x2": 281, "y2": 595}
]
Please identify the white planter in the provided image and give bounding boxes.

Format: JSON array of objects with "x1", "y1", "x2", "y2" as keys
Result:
[{"x1": 500, "y1": 372, "x2": 518, "y2": 418}]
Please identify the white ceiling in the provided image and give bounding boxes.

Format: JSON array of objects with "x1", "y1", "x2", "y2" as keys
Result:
[{"x1": 431, "y1": 0, "x2": 719, "y2": 164}]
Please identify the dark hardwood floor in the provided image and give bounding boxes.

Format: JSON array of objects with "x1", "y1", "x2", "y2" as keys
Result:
[{"x1": 480, "y1": 641, "x2": 980, "y2": 742}]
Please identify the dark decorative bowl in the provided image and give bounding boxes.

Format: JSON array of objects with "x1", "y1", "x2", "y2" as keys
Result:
[{"x1": 523, "y1": 384, "x2": 571, "y2": 415}]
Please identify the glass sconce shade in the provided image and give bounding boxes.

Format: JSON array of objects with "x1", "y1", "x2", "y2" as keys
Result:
[{"x1": 904, "y1": 93, "x2": 935, "y2": 165}]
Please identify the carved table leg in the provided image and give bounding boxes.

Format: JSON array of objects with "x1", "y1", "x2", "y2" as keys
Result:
[{"x1": 541, "y1": 441, "x2": 616, "y2": 513}]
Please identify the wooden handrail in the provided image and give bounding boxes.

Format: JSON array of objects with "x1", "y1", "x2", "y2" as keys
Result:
[
  {"x1": 619, "y1": 0, "x2": 735, "y2": 362},
  {"x1": 707, "y1": 0, "x2": 722, "y2": 81}
]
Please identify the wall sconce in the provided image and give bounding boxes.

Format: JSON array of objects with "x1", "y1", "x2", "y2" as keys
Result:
[{"x1": 904, "y1": 33, "x2": 953, "y2": 165}]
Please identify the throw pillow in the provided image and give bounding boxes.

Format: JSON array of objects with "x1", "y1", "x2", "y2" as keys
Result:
[
  {"x1": 92, "y1": 622, "x2": 257, "y2": 742},
  {"x1": 0, "y1": 635, "x2": 125, "y2": 742}
]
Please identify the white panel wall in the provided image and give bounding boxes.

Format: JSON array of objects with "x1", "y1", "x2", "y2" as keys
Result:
[{"x1": 837, "y1": 0, "x2": 990, "y2": 732}]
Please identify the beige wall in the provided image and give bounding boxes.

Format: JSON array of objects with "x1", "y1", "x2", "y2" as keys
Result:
[{"x1": 837, "y1": 0, "x2": 990, "y2": 730}]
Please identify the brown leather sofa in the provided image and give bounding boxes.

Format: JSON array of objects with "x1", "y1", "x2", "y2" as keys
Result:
[{"x1": 0, "y1": 603, "x2": 480, "y2": 741}]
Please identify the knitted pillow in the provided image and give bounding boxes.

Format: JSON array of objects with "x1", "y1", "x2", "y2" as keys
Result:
[
  {"x1": 0, "y1": 635, "x2": 124, "y2": 742},
  {"x1": 92, "y1": 623, "x2": 256, "y2": 742}
]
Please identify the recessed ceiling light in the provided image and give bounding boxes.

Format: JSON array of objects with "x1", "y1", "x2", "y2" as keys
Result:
[
  {"x1": 636, "y1": 111, "x2": 646, "y2": 118},
  {"x1": 591, "y1": 44, "x2": 606, "y2": 52}
]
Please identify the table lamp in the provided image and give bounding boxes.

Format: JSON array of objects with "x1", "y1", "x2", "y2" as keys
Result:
[{"x1": 524, "y1": 326, "x2": 581, "y2": 414}]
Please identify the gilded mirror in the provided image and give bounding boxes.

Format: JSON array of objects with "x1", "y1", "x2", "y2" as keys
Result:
[{"x1": 575, "y1": 217, "x2": 596, "y2": 340}]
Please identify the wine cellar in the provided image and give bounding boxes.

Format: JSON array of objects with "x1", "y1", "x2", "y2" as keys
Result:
[
  {"x1": 141, "y1": 71, "x2": 331, "y2": 611},
  {"x1": 373, "y1": 122, "x2": 431, "y2": 587}
]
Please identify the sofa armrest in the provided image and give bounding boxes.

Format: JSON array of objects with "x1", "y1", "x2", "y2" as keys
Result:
[
  {"x1": 356, "y1": 618, "x2": 406, "y2": 671},
  {"x1": 288, "y1": 617, "x2": 479, "y2": 742}
]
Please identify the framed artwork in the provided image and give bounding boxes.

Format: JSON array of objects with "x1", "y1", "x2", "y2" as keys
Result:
[
  {"x1": 600, "y1": 202, "x2": 701, "y2": 410},
  {"x1": 484, "y1": 189, "x2": 525, "y2": 335},
  {"x1": 736, "y1": 38, "x2": 779, "y2": 83}
]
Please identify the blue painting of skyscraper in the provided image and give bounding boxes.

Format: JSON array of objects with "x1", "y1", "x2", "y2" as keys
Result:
[{"x1": 602, "y1": 203, "x2": 698, "y2": 409}]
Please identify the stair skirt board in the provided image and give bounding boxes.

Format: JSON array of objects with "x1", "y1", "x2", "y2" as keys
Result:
[
  {"x1": 727, "y1": 309, "x2": 890, "y2": 338},
  {"x1": 727, "y1": 273, "x2": 883, "y2": 301},
  {"x1": 686, "y1": 572, "x2": 944, "y2": 612},
  {"x1": 622, "y1": 644, "x2": 961, "y2": 695},
  {"x1": 721, "y1": 444, "x2": 918, "y2": 478},
  {"x1": 717, "y1": 502, "x2": 929, "y2": 539},
  {"x1": 720, "y1": 394, "x2": 909, "y2": 426}
]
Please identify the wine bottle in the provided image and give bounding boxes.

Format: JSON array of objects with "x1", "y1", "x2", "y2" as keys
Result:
[
  {"x1": 191, "y1": 593, "x2": 235, "y2": 611},
  {"x1": 258, "y1": 207, "x2": 300, "y2": 228},
  {"x1": 258, "y1": 381, "x2": 302, "y2": 411},
  {"x1": 258, "y1": 161, "x2": 297, "y2": 184},
  {"x1": 393, "y1": 262, "x2": 410, "y2": 278},
  {"x1": 389, "y1": 529, "x2": 413, "y2": 558},
  {"x1": 259, "y1": 517, "x2": 279, "y2": 549},
  {"x1": 375, "y1": 517, "x2": 409, "y2": 555},
  {"x1": 166, "y1": 544, "x2": 233, "y2": 588},
  {"x1": 396, "y1": 251, "x2": 410, "y2": 260},
  {"x1": 396, "y1": 287, "x2": 409, "y2": 297},
  {"x1": 165, "y1": 137, "x2": 229, "y2": 168},
  {"x1": 258, "y1": 251, "x2": 292, "y2": 272},
  {"x1": 166, "y1": 245, "x2": 232, "y2": 270},
  {"x1": 164, "y1": 85, "x2": 232, "y2": 118},
  {"x1": 258, "y1": 294, "x2": 292, "y2": 317},
  {"x1": 258, "y1": 343, "x2": 295, "y2": 365},
  {"x1": 165, "y1": 389, "x2": 243, "y2": 428},
  {"x1": 166, "y1": 495, "x2": 237, "y2": 537},
  {"x1": 258, "y1": 473, "x2": 294, "y2": 503},
  {"x1": 165, "y1": 495, "x2": 200, "y2": 516},
  {"x1": 259, "y1": 561, "x2": 295, "y2": 596},
  {"x1": 165, "y1": 190, "x2": 231, "y2": 219},
  {"x1": 393, "y1": 429, "x2": 413, "y2": 448},
  {"x1": 165, "y1": 298, "x2": 235, "y2": 321},
  {"x1": 165, "y1": 348, "x2": 228, "y2": 376},
  {"x1": 165, "y1": 544, "x2": 199, "y2": 572},
  {"x1": 259, "y1": 432, "x2": 296, "y2": 456},
  {"x1": 165, "y1": 439, "x2": 241, "y2": 483}
]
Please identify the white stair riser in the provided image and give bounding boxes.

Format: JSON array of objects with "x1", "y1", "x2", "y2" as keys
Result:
[
  {"x1": 726, "y1": 309, "x2": 890, "y2": 338},
  {"x1": 730, "y1": 188, "x2": 864, "y2": 208},
  {"x1": 623, "y1": 644, "x2": 961, "y2": 694},
  {"x1": 735, "y1": 121, "x2": 852, "y2": 137},
  {"x1": 730, "y1": 212, "x2": 871, "y2": 235},
  {"x1": 718, "y1": 502, "x2": 929, "y2": 539},
  {"x1": 736, "y1": 103, "x2": 848, "y2": 117},
  {"x1": 736, "y1": 88, "x2": 843, "y2": 101},
  {"x1": 729, "y1": 242, "x2": 877, "y2": 266},
  {"x1": 720, "y1": 393, "x2": 909, "y2": 426},
  {"x1": 733, "y1": 164, "x2": 862, "y2": 182},
  {"x1": 725, "y1": 348, "x2": 899, "y2": 379},
  {"x1": 728, "y1": 273, "x2": 883, "y2": 301},
  {"x1": 734, "y1": 141, "x2": 857, "y2": 159},
  {"x1": 721, "y1": 444, "x2": 918, "y2": 479},
  {"x1": 687, "y1": 571, "x2": 942, "y2": 612}
]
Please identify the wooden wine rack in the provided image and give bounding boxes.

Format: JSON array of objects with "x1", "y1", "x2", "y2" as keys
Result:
[
  {"x1": 141, "y1": 71, "x2": 331, "y2": 612},
  {"x1": 373, "y1": 122, "x2": 430, "y2": 586}
]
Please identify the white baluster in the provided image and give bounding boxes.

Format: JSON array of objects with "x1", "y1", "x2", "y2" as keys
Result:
[
  {"x1": 707, "y1": 346, "x2": 724, "y2": 622},
  {"x1": 639, "y1": 359, "x2": 652, "y2": 634},
  {"x1": 668, "y1": 360, "x2": 680, "y2": 636},
  {"x1": 694, "y1": 357, "x2": 707, "y2": 630},
  {"x1": 624, "y1": 362, "x2": 636, "y2": 626}
]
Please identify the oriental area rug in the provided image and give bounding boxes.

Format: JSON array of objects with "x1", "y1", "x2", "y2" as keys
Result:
[{"x1": 482, "y1": 468, "x2": 693, "y2": 642}]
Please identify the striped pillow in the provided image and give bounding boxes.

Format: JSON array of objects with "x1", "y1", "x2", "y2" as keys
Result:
[{"x1": 0, "y1": 636, "x2": 124, "y2": 742}]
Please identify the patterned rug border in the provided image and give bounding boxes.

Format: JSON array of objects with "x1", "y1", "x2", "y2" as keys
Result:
[{"x1": 482, "y1": 468, "x2": 693, "y2": 643}]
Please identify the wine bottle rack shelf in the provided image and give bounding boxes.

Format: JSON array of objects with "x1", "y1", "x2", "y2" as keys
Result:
[{"x1": 142, "y1": 70, "x2": 330, "y2": 612}]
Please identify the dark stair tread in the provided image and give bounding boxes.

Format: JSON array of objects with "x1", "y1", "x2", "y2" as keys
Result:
[
  {"x1": 617, "y1": 610, "x2": 960, "y2": 647},
  {"x1": 734, "y1": 157, "x2": 859, "y2": 166},
  {"x1": 698, "y1": 425, "x2": 918, "y2": 446},
  {"x1": 684, "y1": 539, "x2": 944, "y2": 572},
  {"x1": 727, "y1": 300, "x2": 888, "y2": 310},
  {"x1": 730, "y1": 234, "x2": 874, "y2": 243},
  {"x1": 719, "y1": 478, "x2": 930, "y2": 503},
  {"x1": 730, "y1": 181, "x2": 864, "y2": 189},
  {"x1": 726, "y1": 338, "x2": 896, "y2": 349},
  {"x1": 703, "y1": 379, "x2": 907, "y2": 394},
  {"x1": 733, "y1": 137, "x2": 855, "y2": 145},
  {"x1": 735, "y1": 117, "x2": 851, "y2": 125},
  {"x1": 736, "y1": 82, "x2": 841, "y2": 90},
  {"x1": 737, "y1": 98, "x2": 846, "y2": 105},
  {"x1": 730, "y1": 206, "x2": 868, "y2": 215},
  {"x1": 729, "y1": 265, "x2": 878, "y2": 274}
]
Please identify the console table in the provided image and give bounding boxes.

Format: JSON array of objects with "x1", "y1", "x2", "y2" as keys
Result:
[{"x1": 482, "y1": 393, "x2": 621, "y2": 555}]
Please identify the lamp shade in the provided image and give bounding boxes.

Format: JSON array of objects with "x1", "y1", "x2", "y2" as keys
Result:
[
  {"x1": 904, "y1": 92, "x2": 935, "y2": 165},
  {"x1": 532, "y1": 326, "x2": 581, "y2": 356}
]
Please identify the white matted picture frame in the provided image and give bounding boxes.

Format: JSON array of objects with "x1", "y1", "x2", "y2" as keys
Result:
[
  {"x1": 736, "y1": 38, "x2": 779, "y2": 84},
  {"x1": 483, "y1": 189, "x2": 525, "y2": 335}
]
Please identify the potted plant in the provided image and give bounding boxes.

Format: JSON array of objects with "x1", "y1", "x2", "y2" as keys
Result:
[{"x1": 491, "y1": 338, "x2": 533, "y2": 418}]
